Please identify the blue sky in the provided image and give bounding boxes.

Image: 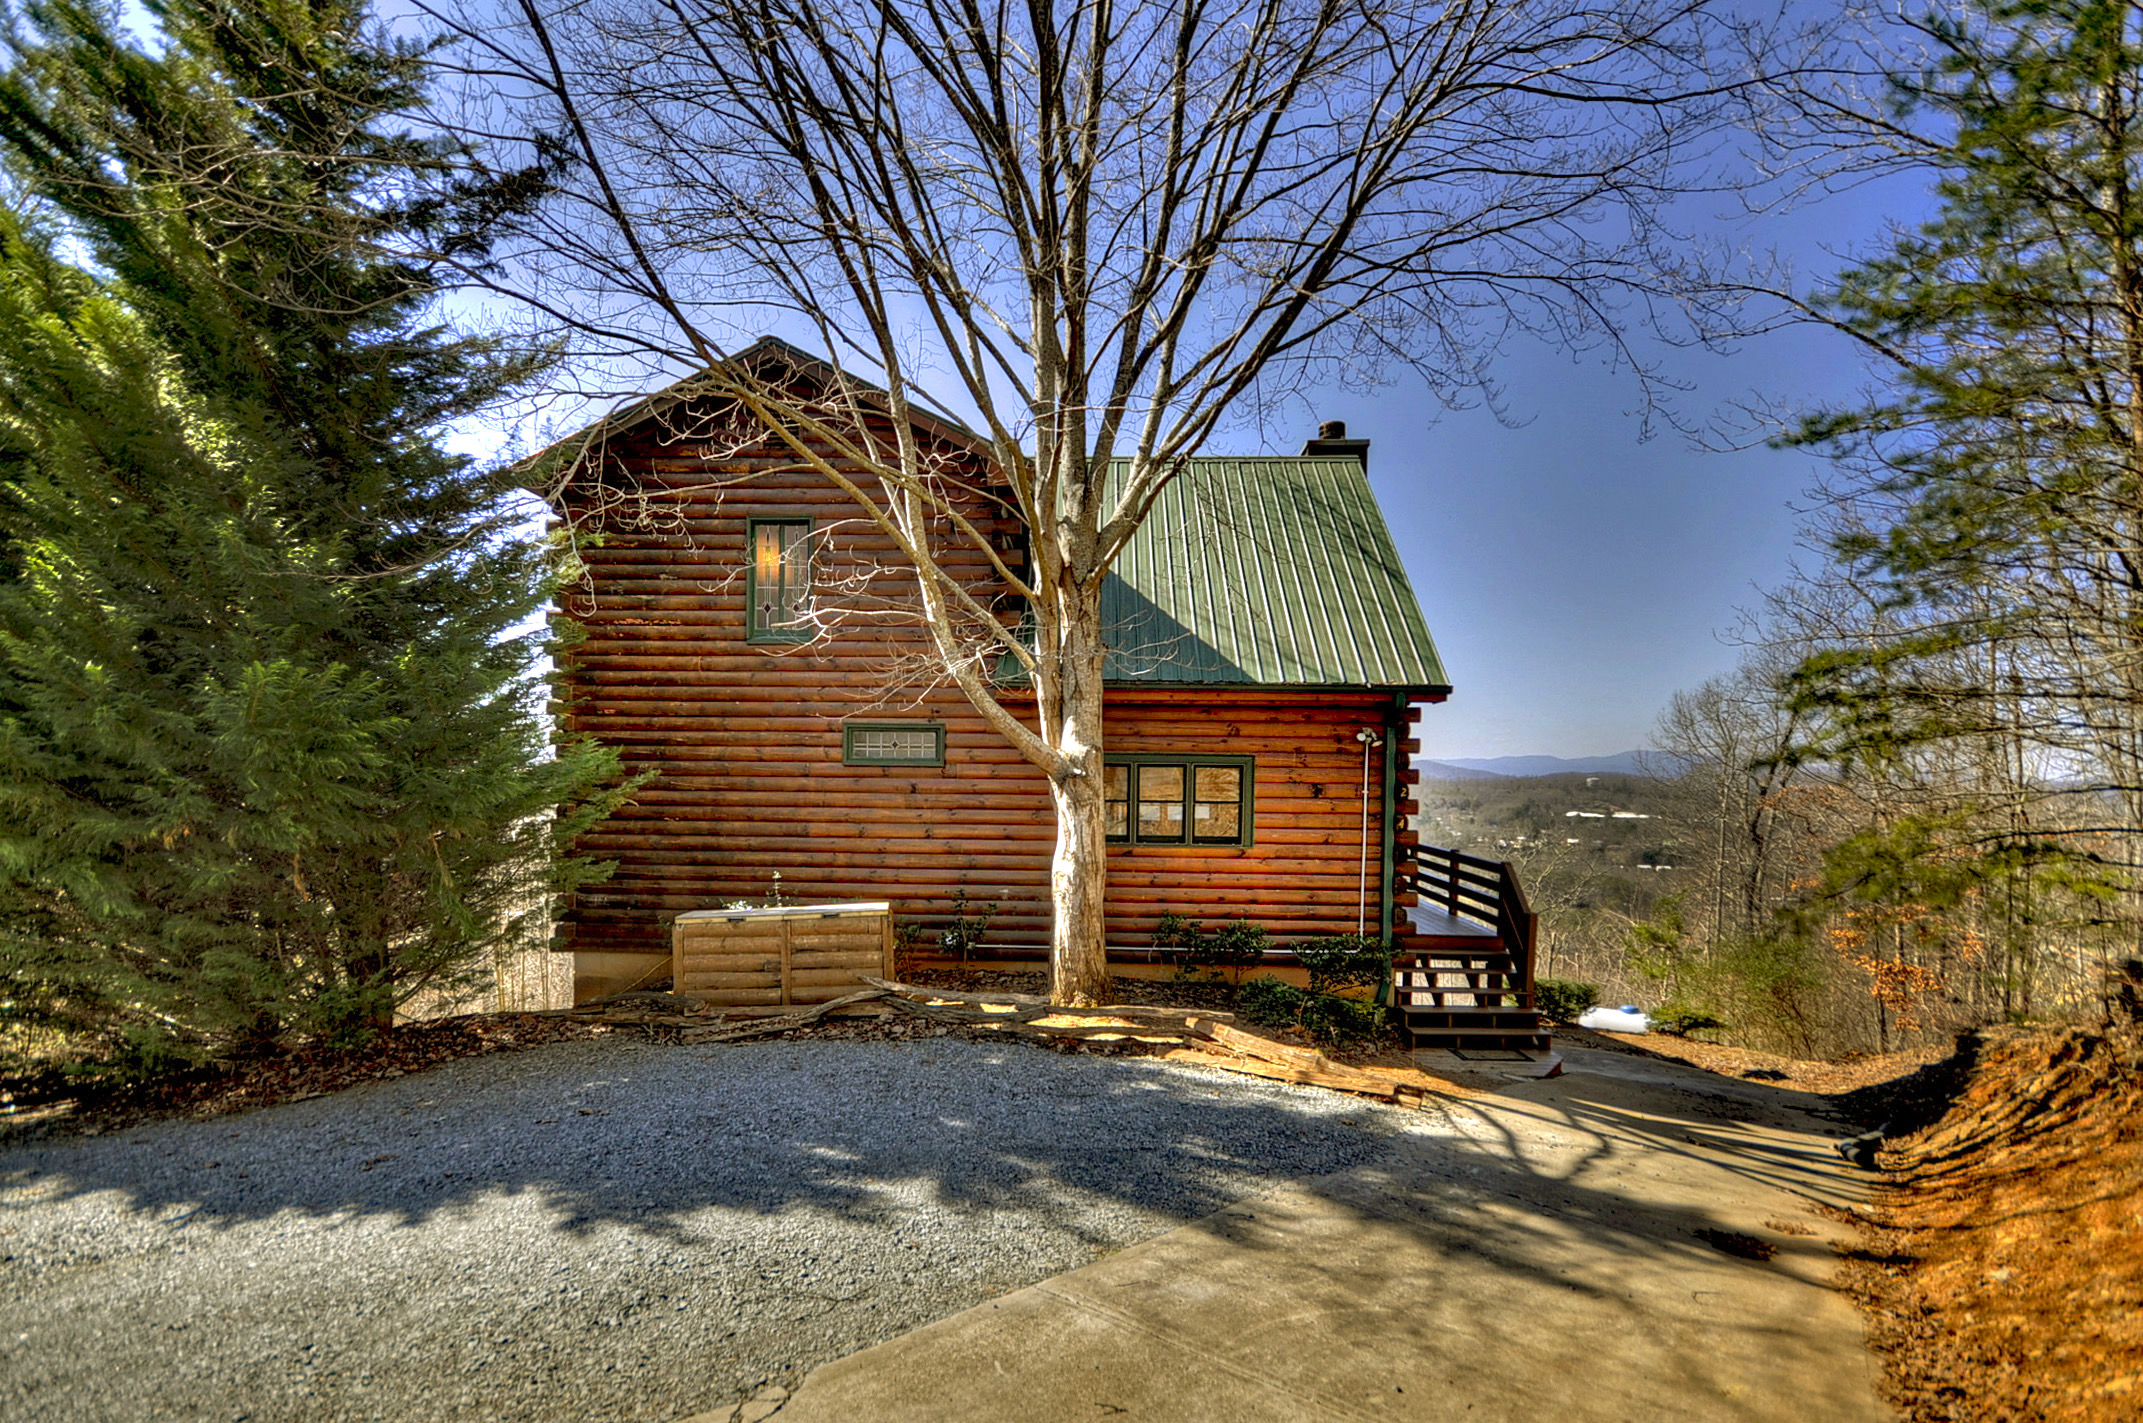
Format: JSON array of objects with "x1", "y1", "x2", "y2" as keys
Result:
[
  {"x1": 376, "y1": 2, "x2": 1926, "y2": 764},
  {"x1": 1347, "y1": 187, "x2": 1922, "y2": 762},
  {"x1": 105, "y1": 0, "x2": 1924, "y2": 762}
]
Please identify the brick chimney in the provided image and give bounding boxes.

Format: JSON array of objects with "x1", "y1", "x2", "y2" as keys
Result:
[{"x1": 1300, "y1": 419, "x2": 1370, "y2": 470}]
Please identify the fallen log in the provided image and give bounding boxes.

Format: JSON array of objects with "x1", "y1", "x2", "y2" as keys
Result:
[
  {"x1": 855, "y1": 976, "x2": 1435, "y2": 1107},
  {"x1": 1160, "y1": 1047, "x2": 1430, "y2": 1107},
  {"x1": 879, "y1": 999, "x2": 1052, "y2": 1026},
  {"x1": 860, "y1": 976, "x2": 1048, "y2": 1008},
  {"x1": 1192, "y1": 1020, "x2": 1347, "y2": 1071},
  {"x1": 984, "y1": 1020, "x2": 1200, "y2": 1044},
  {"x1": 863, "y1": 976, "x2": 1233, "y2": 1029},
  {"x1": 547, "y1": 990, "x2": 710, "y2": 1016},
  {"x1": 677, "y1": 988, "x2": 888, "y2": 1042}
]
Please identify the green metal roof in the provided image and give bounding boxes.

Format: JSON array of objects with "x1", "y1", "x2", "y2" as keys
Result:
[{"x1": 1101, "y1": 457, "x2": 1448, "y2": 690}]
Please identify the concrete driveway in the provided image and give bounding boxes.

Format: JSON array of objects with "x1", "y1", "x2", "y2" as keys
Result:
[{"x1": 742, "y1": 1044, "x2": 1891, "y2": 1422}]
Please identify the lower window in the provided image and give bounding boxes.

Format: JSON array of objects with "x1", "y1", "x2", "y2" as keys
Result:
[{"x1": 1104, "y1": 755, "x2": 1253, "y2": 846}]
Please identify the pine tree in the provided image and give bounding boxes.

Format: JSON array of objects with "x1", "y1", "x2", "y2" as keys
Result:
[
  {"x1": 0, "y1": 0, "x2": 620, "y2": 1072},
  {"x1": 1786, "y1": 0, "x2": 2143, "y2": 944}
]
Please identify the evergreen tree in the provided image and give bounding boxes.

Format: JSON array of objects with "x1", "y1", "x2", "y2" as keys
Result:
[
  {"x1": 1786, "y1": 0, "x2": 2143, "y2": 939},
  {"x1": 0, "y1": 0, "x2": 620, "y2": 1071}
]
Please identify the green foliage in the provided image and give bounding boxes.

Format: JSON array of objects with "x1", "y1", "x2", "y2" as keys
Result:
[
  {"x1": 1625, "y1": 893, "x2": 1693, "y2": 994},
  {"x1": 1778, "y1": 1, "x2": 2143, "y2": 924},
  {"x1": 1154, "y1": 912, "x2": 1269, "y2": 983},
  {"x1": 1534, "y1": 978, "x2": 1599, "y2": 1022},
  {"x1": 1291, "y1": 933, "x2": 1392, "y2": 998},
  {"x1": 0, "y1": 0, "x2": 623, "y2": 1077},
  {"x1": 1646, "y1": 1002, "x2": 1724, "y2": 1037},
  {"x1": 1236, "y1": 974, "x2": 1389, "y2": 1050},
  {"x1": 938, "y1": 887, "x2": 997, "y2": 963},
  {"x1": 1237, "y1": 975, "x2": 1305, "y2": 1029},
  {"x1": 1233, "y1": 934, "x2": 1397, "y2": 1051},
  {"x1": 1295, "y1": 992, "x2": 1390, "y2": 1052}
]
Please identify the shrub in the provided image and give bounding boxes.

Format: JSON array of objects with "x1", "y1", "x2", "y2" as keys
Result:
[
  {"x1": 1238, "y1": 975, "x2": 1306, "y2": 1028},
  {"x1": 1291, "y1": 933, "x2": 1392, "y2": 997},
  {"x1": 1297, "y1": 993, "x2": 1390, "y2": 1051},
  {"x1": 1156, "y1": 913, "x2": 1271, "y2": 983},
  {"x1": 939, "y1": 888, "x2": 998, "y2": 964},
  {"x1": 1650, "y1": 1002, "x2": 1725, "y2": 1036},
  {"x1": 1535, "y1": 978, "x2": 1600, "y2": 1022},
  {"x1": 1238, "y1": 941, "x2": 1397, "y2": 1051}
]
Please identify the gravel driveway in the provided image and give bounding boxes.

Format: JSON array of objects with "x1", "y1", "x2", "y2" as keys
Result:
[{"x1": 2, "y1": 1036, "x2": 1426, "y2": 1422}]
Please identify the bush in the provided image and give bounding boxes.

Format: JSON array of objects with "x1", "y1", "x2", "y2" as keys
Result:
[
  {"x1": 1155, "y1": 913, "x2": 1270, "y2": 983},
  {"x1": 1297, "y1": 993, "x2": 1390, "y2": 1051},
  {"x1": 1649, "y1": 1002, "x2": 1725, "y2": 1036},
  {"x1": 1238, "y1": 975, "x2": 1306, "y2": 1028},
  {"x1": 939, "y1": 888, "x2": 998, "y2": 963},
  {"x1": 1535, "y1": 978, "x2": 1600, "y2": 1022},
  {"x1": 1291, "y1": 933, "x2": 1392, "y2": 996},
  {"x1": 1237, "y1": 960, "x2": 1395, "y2": 1051}
]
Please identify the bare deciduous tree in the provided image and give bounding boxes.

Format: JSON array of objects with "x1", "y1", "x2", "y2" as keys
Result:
[{"x1": 424, "y1": 0, "x2": 1768, "y2": 1002}]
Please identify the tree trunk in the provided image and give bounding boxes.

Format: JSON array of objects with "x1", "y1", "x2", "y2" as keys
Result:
[
  {"x1": 1048, "y1": 762, "x2": 1109, "y2": 1005},
  {"x1": 1045, "y1": 583, "x2": 1111, "y2": 1005}
]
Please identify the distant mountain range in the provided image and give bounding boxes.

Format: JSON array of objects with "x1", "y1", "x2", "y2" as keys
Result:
[{"x1": 1422, "y1": 752, "x2": 1648, "y2": 779}]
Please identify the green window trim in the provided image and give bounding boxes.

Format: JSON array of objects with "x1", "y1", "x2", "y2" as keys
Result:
[
  {"x1": 1104, "y1": 753, "x2": 1254, "y2": 847},
  {"x1": 843, "y1": 720, "x2": 947, "y2": 766},
  {"x1": 747, "y1": 517, "x2": 815, "y2": 643}
]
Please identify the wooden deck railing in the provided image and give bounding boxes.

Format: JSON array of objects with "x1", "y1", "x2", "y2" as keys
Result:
[{"x1": 1401, "y1": 846, "x2": 1540, "y2": 1008}]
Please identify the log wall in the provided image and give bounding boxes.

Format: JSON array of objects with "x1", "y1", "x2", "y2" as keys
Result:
[{"x1": 551, "y1": 404, "x2": 1425, "y2": 997}]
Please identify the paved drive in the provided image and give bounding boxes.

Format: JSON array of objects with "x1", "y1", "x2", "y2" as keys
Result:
[{"x1": 744, "y1": 1045, "x2": 1892, "y2": 1422}]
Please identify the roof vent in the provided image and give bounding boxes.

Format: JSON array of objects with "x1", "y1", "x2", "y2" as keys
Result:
[{"x1": 1301, "y1": 420, "x2": 1370, "y2": 470}]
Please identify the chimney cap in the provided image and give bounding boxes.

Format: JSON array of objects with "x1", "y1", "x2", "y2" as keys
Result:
[{"x1": 1300, "y1": 421, "x2": 1370, "y2": 470}]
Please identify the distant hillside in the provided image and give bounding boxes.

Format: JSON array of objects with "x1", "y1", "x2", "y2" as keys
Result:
[
  {"x1": 1417, "y1": 759, "x2": 1509, "y2": 780},
  {"x1": 1432, "y1": 752, "x2": 1648, "y2": 778}
]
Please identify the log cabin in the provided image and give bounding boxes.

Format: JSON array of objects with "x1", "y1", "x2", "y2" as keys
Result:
[{"x1": 539, "y1": 340, "x2": 1545, "y2": 1050}]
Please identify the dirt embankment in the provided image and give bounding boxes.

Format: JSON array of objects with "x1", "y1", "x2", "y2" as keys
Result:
[{"x1": 1841, "y1": 1019, "x2": 2143, "y2": 1421}]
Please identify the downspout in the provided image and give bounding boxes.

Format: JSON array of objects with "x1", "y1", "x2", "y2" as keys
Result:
[
  {"x1": 1379, "y1": 693, "x2": 1401, "y2": 943},
  {"x1": 1355, "y1": 727, "x2": 1382, "y2": 934}
]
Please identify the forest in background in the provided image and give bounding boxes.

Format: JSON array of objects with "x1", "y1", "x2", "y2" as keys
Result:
[{"x1": 1418, "y1": 640, "x2": 2140, "y2": 1059}]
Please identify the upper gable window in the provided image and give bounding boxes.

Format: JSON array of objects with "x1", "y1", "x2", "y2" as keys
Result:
[{"x1": 748, "y1": 519, "x2": 813, "y2": 642}]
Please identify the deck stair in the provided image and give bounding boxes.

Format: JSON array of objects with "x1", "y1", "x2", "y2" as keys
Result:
[{"x1": 1392, "y1": 848, "x2": 1550, "y2": 1053}]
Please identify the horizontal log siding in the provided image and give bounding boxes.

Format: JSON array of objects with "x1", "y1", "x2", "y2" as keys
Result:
[
  {"x1": 553, "y1": 416, "x2": 1415, "y2": 963},
  {"x1": 1100, "y1": 691, "x2": 1403, "y2": 945}
]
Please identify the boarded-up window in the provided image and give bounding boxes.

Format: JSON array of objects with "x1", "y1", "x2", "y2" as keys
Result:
[
  {"x1": 749, "y1": 519, "x2": 813, "y2": 641},
  {"x1": 1104, "y1": 756, "x2": 1253, "y2": 847}
]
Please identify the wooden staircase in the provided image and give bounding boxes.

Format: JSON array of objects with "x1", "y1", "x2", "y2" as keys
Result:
[{"x1": 1391, "y1": 848, "x2": 1551, "y2": 1053}]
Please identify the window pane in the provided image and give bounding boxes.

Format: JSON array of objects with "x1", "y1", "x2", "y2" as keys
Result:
[
  {"x1": 1137, "y1": 763, "x2": 1184, "y2": 840},
  {"x1": 1194, "y1": 766, "x2": 1240, "y2": 802},
  {"x1": 848, "y1": 725, "x2": 940, "y2": 763},
  {"x1": 1138, "y1": 765, "x2": 1183, "y2": 800},
  {"x1": 1195, "y1": 803, "x2": 1241, "y2": 840},
  {"x1": 753, "y1": 522, "x2": 811, "y2": 632},
  {"x1": 1193, "y1": 764, "x2": 1245, "y2": 843},
  {"x1": 1104, "y1": 763, "x2": 1130, "y2": 838}
]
